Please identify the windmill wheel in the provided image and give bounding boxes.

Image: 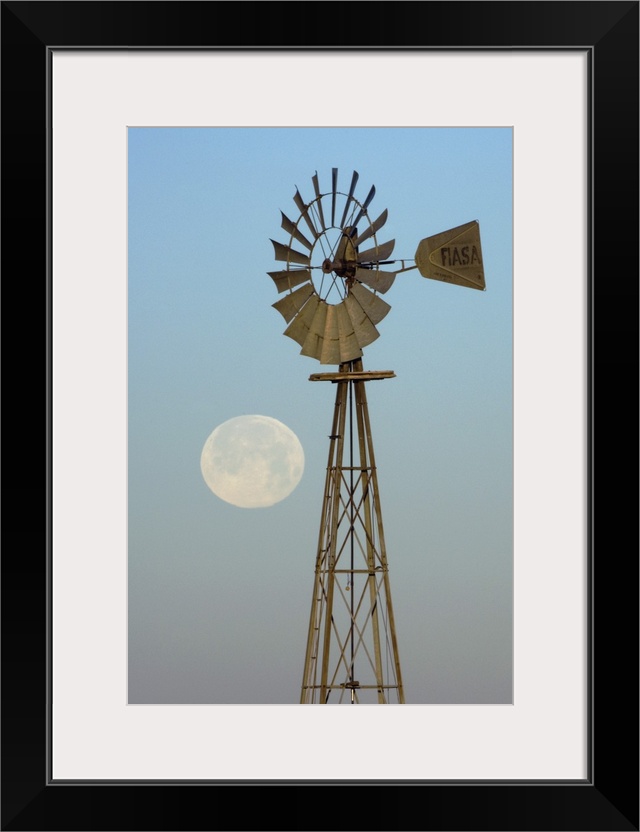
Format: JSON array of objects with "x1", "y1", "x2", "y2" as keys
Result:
[{"x1": 268, "y1": 168, "x2": 396, "y2": 365}]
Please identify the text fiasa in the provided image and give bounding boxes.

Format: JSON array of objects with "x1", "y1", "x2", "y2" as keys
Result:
[{"x1": 438, "y1": 244, "x2": 482, "y2": 268}]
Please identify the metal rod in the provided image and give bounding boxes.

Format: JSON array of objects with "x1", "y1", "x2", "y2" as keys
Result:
[{"x1": 348, "y1": 362, "x2": 355, "y2": 700}]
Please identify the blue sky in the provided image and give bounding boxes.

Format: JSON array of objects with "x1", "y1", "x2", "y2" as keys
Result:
[{"x1": 128, "y1": 126, "x2": 513, "y2": 705}]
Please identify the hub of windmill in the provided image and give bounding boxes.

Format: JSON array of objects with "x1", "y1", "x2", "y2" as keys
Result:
[{"x1": 320, "y1": 256, "x2": 356, "y2": 278}]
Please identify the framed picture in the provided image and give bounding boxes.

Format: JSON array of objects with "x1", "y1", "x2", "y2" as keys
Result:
[
  {"x1": 124, "y1": 125, "x2": 513, "y2": 711},
  {"x1": 2, "y1": 2, "x2": 637, "y2": 830}
]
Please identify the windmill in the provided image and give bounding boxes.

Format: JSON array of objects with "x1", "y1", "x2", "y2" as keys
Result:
[{"x1": 268, "y1": 169, "x2": 485, "y2": 704}]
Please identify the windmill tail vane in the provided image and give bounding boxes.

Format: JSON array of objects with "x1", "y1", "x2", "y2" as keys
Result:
[{"x1": 268, "y1": 167, "x2": 485, "y2": 366}]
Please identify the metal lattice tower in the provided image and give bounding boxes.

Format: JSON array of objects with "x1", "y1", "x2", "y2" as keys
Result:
[{"x1": 301, "y1": 358, "x2": 404, "y2": 703}]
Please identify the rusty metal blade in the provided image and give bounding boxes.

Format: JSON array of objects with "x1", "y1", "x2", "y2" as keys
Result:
[
  {"x1": 272, "y1": 282, "x2": 315, "y2": 322},
  {"x1": 350, "y1": 184, "x2": 376, "y2": 231},
  {"x1": 355, "y1": 267, "x2": 396, "y2": 294},
  {"x1": 335, "y1": 301, "x2": 363, "y2": 363},
  {"x1": 312, "y1": 172, "x2": 326, "y2": 231},
  {"x1": 293, "y1": 188, "x2": 306, "y2": 215},
  {"x1": 268, "y1": 269, "x2": 312, "y2": 294},
  {"x1": 331, "y1": 168, "x2": 338, "y2": 226},
  {"x1": 281, "y1": 212, "x2": 313, "y2": 251},
  {"x1": 349, "y1": 282, "x2": 391, "y2": 325},
  {"x1": 354, "y1": 209, "x2": 388, "y2": 247},
  {"x1": 293, "y1": 189, "x2": 320, "y2": 240},
  {"x1": 357, "y1": 238, "x2": 395, "y2": 264},
  {"x1": 344, "y1": 293, "x2": 380, "y2": 349},
  {"x1": 335, "y1": 228, "x2": 357, "y2": 264},
  {"x1": 319, "y1": 304, "x2": 342, "y2": 365},
  {"x1": 339, "y1": 170, "x2": 359, "y2": 229},
  {"x1": 283, "y1": 294, "x2": 320, "y2": 347},
  {"x1": 300, "y1": 300, "x2": 328, "y2": 361},
  {"x1": 271, "y1": 239, "x2": 311, "y2": 267}
]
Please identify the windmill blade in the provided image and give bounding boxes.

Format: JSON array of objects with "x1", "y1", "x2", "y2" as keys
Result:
[
  {"x1": 283, "y1": 293, "x2": 320, "y2": 347},
  {"x1": 271, "y1": 239, "x2": 311, "y2": 267},
  {"x1": 293, "y1": 189, "x2": 320, "y2": 240},
  {"x1": 280, "y1": 212, "x2": 313, "y2": 251},
  {"x1": 335, "y1": 227, "x2": 357, "y2": 264},
  {"x1": 331, "y1": 168, "x2": 338, "y2": 226},
  {"x1": 354, "y1": 209, "x2": 387, "y2": 247},
  {"x1": 344, "y1": 293, "x2": 380, "y2": 349},
  {"x1": 272, "y1": 282, "x2": 315, "y2": 323},
  {"x1": 268, "y1": 269, "x2": 312, "y2": 294},
  {"x1": 357, "y1": 239, "x2": 395, "y2": 264},
  {"x1": 319, "y1": 304, "x2": 342, "y2": 365},
  {"x1": 350, "y1": 184, "x2": 376, "y2": 232},
  {"x1": 335, "y1": 301, "x2": 363, "y2": 363},
  {"x1": 300, "y1": 300, "x2": 328, "y2": 361},
  {"x1": 339, "y1": 170, "x2": 359, "y2": 229},
  {"x1": 312, "y1": 172, "x2": 327, "y2": 231},
  {"x1": 298, "y1": 300, "x2": 362, "y2": 364},
  {"x1": 354, "y1": 267, "x2": 396, "y2": 294},
  {"x1": 349, "y1": 282, "x2": 391, "y2": 325}
]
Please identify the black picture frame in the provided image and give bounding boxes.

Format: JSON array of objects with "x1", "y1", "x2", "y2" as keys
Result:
[{"x1": 2, "y1": 2, "x2": 638, "y2": 830}]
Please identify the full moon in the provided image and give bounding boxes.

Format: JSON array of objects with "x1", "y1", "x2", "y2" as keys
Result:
[{"x1": 200, "y1": 415, "x2": 305, "y2": 508}]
